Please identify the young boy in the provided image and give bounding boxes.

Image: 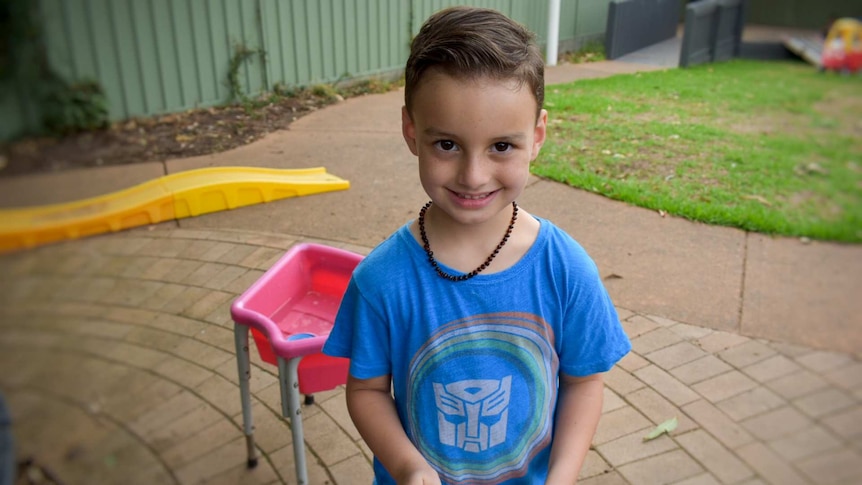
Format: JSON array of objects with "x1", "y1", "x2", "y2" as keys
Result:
[{"x1": 323, "y1": 7, "x2": 630, "y2": 484}]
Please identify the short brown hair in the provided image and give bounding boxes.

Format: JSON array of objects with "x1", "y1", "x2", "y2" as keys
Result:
[{"x1": 404, "y1": 7, "x2": 544, "y2": 117}]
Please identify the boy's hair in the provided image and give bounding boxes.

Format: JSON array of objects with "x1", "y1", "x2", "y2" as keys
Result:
[{"x1": 404, "y1": 6, "x2": 545, "y2": 117}]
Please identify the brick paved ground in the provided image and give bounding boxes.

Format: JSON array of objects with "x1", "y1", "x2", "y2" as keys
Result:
[{"x1": 1, "y1": 227, "x2": 859, "y2": 484}]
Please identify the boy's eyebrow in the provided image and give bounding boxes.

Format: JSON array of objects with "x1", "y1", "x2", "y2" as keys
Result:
[{"x1": 423, "y1": 127, "x2": 527, "y2": 142}]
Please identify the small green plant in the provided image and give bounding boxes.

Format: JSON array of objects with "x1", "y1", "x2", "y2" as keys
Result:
[
  {"x1": 562, "y1": 41, "x2": 606, "y2": 64},
  {"x1": 40, "y1": 78, "x2": 109, "y2": 134},
  {"x1": 226, "y1": 42, "x2": 265, "y2": 107}
]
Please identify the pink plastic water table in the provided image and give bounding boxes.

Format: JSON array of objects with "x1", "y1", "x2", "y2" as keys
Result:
[{"x1": 231, "y1": 242, "x2": 361, "y2": 485}]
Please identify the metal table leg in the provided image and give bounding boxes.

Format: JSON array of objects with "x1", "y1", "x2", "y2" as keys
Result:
[
  {"x1": 278, "y1": 356, "x2": 307, "y2": 485},
  {"x1": 234, "y1": 325, "x2": 257, "y2": 468}
]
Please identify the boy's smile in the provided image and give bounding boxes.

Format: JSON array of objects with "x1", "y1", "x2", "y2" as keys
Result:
[{"x1": 402, "y1": 70, "x2": 547, "y2": 229}]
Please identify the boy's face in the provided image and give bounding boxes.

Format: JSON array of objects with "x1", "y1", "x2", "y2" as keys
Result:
[{"x1": 402, "y1": 70, "x2": 547, "y2": 227}]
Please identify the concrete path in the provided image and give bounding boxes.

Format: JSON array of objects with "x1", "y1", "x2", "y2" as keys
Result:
[{"x1": 0, "y1": 59, "x2": 860, "y2": 484}]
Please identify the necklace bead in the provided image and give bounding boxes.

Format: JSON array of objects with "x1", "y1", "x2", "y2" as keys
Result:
[{"x1": 418, "y1": 201, "x2": 518, "y2": 281}]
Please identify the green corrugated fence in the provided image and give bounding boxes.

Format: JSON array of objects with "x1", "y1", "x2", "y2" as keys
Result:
[{"x1": 1, "y1": 0, "x2": 611, "y2": 141}]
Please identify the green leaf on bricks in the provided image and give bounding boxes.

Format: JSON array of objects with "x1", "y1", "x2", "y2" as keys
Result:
[{"x1": 643, "y1": 417, "x2": 678, "y2": 441}]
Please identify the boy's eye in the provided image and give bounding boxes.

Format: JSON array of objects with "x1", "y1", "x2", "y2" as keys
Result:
[
  {"x1": 435, "y1": 140, "x2": 458, "y2": 151},
  {"x1": 492, "y1": 142, "x2": 513, "y2": 153}
]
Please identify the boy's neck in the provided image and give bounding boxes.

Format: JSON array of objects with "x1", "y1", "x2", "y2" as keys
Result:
[{"x1": 410, "y1": 202, "x2": 540, "y2": 276}]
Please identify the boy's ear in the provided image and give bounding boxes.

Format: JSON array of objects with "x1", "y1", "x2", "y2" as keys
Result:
[
  {"x1": 530, "y1": 109, "x2": 548, "y2": 161},
  {"x1": 401, "y1": 106, "x2": 419, "y2": 156}
]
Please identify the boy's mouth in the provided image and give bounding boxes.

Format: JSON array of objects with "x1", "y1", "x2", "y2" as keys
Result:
[{"x1": 453, "y1": 190, "x2": 496, "y2": 200}]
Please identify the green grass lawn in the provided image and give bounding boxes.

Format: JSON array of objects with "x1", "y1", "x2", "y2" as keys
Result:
[{"x1": 534, "y1": 60, "x2": 862, "y2": 243}]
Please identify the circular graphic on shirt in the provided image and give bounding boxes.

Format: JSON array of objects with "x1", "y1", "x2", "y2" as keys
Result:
[{"x1": 406, "y1": 312, "x2": 558, "y2": 484}]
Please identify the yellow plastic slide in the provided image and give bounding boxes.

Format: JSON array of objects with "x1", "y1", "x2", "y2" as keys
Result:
[{"x1": 0, "y1": 166, "x2": 349, "y2": 253}]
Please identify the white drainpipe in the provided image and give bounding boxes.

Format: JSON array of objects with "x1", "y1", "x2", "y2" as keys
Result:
[{"x1": 546, "y1": 0, "x2": 561, "y2": 66}]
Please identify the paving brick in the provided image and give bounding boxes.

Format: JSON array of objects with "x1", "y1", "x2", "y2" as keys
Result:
[
  {"x1": 140, "y1": 257, "x2": 184, "y2": 280},
  {"x1": 302, "y1": 410, "x2": 366, "y2": 466},
  {"x1": 183, "y1": 261, "x2": 230, "y2": 287},
  {"x1": 741, "y1": 354, "x2": 802, "y2": 383},
  {"x1": 578, "y1": 471, "x2": 628, "y2": 485},
  {"x1": 177, "y1": 239, "x2": 221, "y2": 260},
  {"x1": 195, "y1": 325, "x2": 236, "y2": 353},
  {"x1": 195, "y1": 461, "x2": 279, "y2": 485},
  {"x1": 206, "y1": 265, "x2": 249, "y2": 291},
  {"x1": 676, "y1": 429, "x2": 754, "y2": 483},
  {"x1": 797, "y1": 448, "x2": 862, "y2": 485},
  {"x1": 182, "y1": 289, "x2": 233, "y2": 320},
  {"x1": 692, "y1": 370, "x2": 758, "y2": 403},
  {"x1": 625, "y1": 387, "x2": 697, "y2": 434},
  {"x1": 204, "y1": 297, "x2": 237, "y2": 327},
  {"x1": 148, "y1": 312, "x2": 208, "y2": 336},
  {"x1": 128, "y1": 389, "x2": 203, "y2": 438},
  {"x1": 200, "y1": 241, "x2": 238, "y2": 261},
  {"x1": 161, "y1": 417, "x2": 239, "y2": 468},
  {"x1": 671, "y1": 473, "x2": 721, "y2": 485},
  {"x1": 793, "y1": 388, "x2": 855, "y2": 419},
  {"x1": 153, "y1": 356, "x2": 216, "y2": 389},
  {"x1": 668, "y1": 323, "x2": 714, "y2": 341},
  {"x1": 329, "y1": 453, "x2": 375, "y2": 485},
  {"x1": 76, "y1": 319, "x2": 135, "y2": 340},
  {"x1": 102, "y1": 341, "x2": 169, "y2": 369},
  {"x1": 736, "y1": 442, "x2": 808, "y2": 485},
  {"x1": 231, "y1": 399, "x2": 293, "y2": 454},
  {"x1": 103, "y1": 305, "x2": 159, "y2": 325},
  {"x1": 579, "y1": 449, "x2": 612, "y2": 479},
  {"x1": 138, "y1": 237, "x2": 195, "y2": 258},
  {"x1": 124, "y1": 326, "x2": 183, "y2": 353},
  {"x1": 195, "y1": 374, "x2": 243, "y2": 417},
  {"x1": 593, "y1": 405, "x2": 651, "y2": 445},
  {"x1": 223, "y1": 268, "x2": 266, "y2": 294},
  {"x1": 615, "y1": 307, "x2": 635, "y2": 321},
  {"x1": 671, "y1": 355, "x2": 733, "y2": 385},
  {"x1": 269, "y1": 442, "x2": 331, "y2": 485},
  {"x1": 765, "y1": 369, "x2": 829, "y2": 400},
  {"x1": 621, "y1": 314, "x2": 661, "y2": 338},
  {"x1": 138, "y1": 282, "x2": 187, "y2": 310},
  {"x1": 164, "y1": 259, "x2": 207, "y2": 284},
  {"x1": 695, "y1": 331, "x2": 749, "y2": 354},
  {"x1": 218, "y1": 244, "x2": 259, "y2": 265},
  {"x1": 159, "y1": 286, "x2": 210, "y2": 314},
  {"x1": 604, "y1": 366, "x2": 645, "y2": 395},
  {"x1": 645, "y1": 341, "x2": 706, "y2": 370},
  {"x1": 169, "y1": 338, "x2": 234, "y2": 372},
  {"x1": 595, "y1": 430, "x2": 678, "y2": 467},
  {"x1": 618, "y1": 352, "x2": 650, "y2": 372},
  {"x1": 631, "y1": 327, "x2": 683, "y2": 355},
  {"x1": 239, "y1": 246, "x2": 284, "y2": 269},
  {"x1": 742, "y1": 405, "x2": 813, "y2": 441},
  {"x1": 174, "y1": 436, "x2": 250, "y2": 483},
  {"x1": 603, "y1": 387, "x2": 627, "y2": 413},
  {"x1": 718, "y1": 340, "x2": 776, "y2": 368},
  {"x1": 145, "y1": 402, "x2": 223, "y2": 449},
  {"x1": 682, "y1": 399, "x2": 755, "y2": 449},
  {"x1": 821, "y1": 406, "x2": 862, "y2": 440},
  {"x1": 716, "y1": 386, "x2": 785, "y2": 421},
  {"x1": 616, "y1": 449, "x2": 703, "y2": 485},
  {"x1": 767, "y1": 425, "x2": 843, "y2": 462},
  {"x1": 795, "y1": 350, "x2": 852, "y2": 373},
  {"x1": 634, "y1": 365, "x2": 700, "y2": 406},
  {"x1": 319, "y1": 389, "x2": 361, "y2": 441},
  {"x1": 823, "y1": 361, "x2": 862, "y2": 390}
]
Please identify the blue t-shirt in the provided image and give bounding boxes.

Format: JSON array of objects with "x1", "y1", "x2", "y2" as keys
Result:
[{"x1": 323, "y1": 218, "x2": 630, "y2": 484}]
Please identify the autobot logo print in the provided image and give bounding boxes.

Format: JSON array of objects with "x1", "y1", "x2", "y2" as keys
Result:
[
  {"x1": 407, "y1": 313, "x2": 559, "y2": 484},
  {"x1": 433, "y1": 376, "x2": 512, "y2": 452}
]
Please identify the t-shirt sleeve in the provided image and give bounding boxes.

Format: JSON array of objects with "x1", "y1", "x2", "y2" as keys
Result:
[
  {"x1": 322, "y1": 277, "x2": 392, "y2": 379},
  {"x1": 558, "y1": 251, "x2": 631, "y2": 377}
]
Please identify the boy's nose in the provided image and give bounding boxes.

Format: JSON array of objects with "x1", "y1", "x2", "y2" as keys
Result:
[{"x1": 457, "y1": 154, "x2": 489, "y2": 189}]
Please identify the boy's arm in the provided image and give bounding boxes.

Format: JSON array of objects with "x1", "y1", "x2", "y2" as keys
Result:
[
  {"x1": 346, "y1": 374, "x2": 441, "y2": 485},
  {"x1": 545, "y1": 373, "x2": 605, "y2": 485}
]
